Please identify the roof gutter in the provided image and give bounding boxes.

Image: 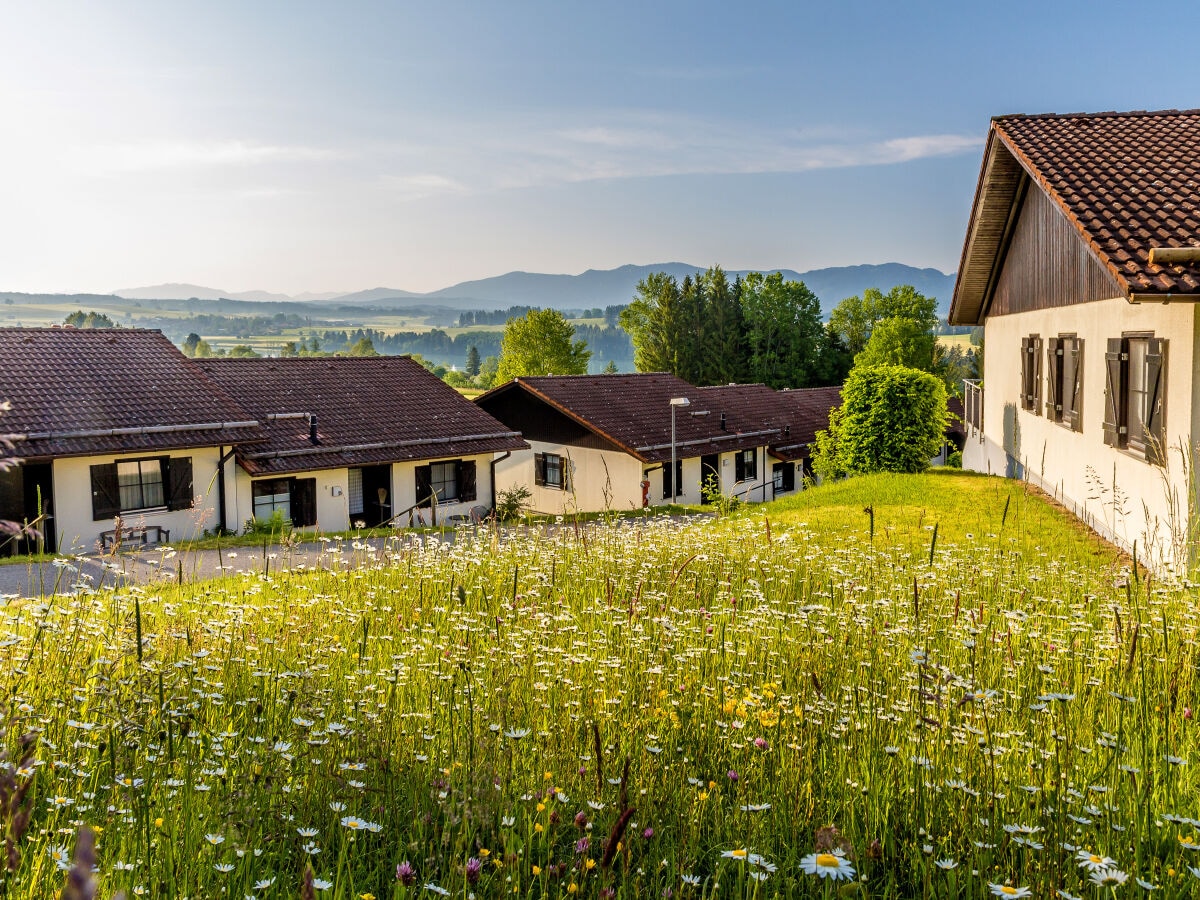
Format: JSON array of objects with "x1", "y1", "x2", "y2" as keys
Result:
[
  {"x1": 2, "y1": 420, "x2": 261, "y2": 442},
  {"x1": 243, "y1": 430, "x2": 524, "y2": 461},
  {"x1": 635, "y1": 427, "x2": 781, "y2": 454},
  {"x1": 1129, "y1": 292, "x2": 1200, "y2": 304}
]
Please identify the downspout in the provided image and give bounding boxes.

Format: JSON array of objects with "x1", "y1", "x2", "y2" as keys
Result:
[
  {"x1": 490, "y1": 451, "x2": 512, "y2": 511},
  {"x1": 217, "y1": 446, "x2": 237, "y2": 534}
]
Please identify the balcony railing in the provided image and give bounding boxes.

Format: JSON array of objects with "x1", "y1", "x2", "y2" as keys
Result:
[{"x1": 963, "y1": 379, "x2": 983, "y2": 436}]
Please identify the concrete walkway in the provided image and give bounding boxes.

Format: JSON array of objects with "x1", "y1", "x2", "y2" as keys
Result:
[{"x1": 0, "y1": 535, "x2": 435, "y2": 598}]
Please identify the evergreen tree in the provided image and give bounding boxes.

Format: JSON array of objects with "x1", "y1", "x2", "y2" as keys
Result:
[
  {"x1": 620, "y1": 273, "x2": 683, "y2": 373},
  {"x1": 740, "y1": 272, "x2": 823, "y2": 388},
  {"x1": 465, "y1": 344, "x2": 481, "y2": 377},
  {"x1": 700, "y1": 268, "x2": 747, "y2": 385}
]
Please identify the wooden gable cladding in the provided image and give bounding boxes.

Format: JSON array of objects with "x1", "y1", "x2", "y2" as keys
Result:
[{"x1": 988, "y1": 183, "x2": 1124, "y2": 317}]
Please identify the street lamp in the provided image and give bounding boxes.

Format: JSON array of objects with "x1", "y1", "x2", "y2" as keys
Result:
[{"x1": 669, "y1": 397, "x2": 691, "y2": 501}]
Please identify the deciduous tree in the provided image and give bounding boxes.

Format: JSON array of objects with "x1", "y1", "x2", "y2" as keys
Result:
[{"x1": 495, "y1": 309, "x2": 590, "y2": 383}]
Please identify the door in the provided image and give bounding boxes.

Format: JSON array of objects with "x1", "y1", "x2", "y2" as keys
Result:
[
  {"x1": 360, "y1": 465, "x2": 392, "y2": 527},
  {"x1": 699, "y1": 454, "x2": 720, "y2": 504},
  {"x1": 0, "y1": 463, "x2": 55, "y2": 555}
]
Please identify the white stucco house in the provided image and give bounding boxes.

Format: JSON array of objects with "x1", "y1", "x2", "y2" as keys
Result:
[
  {"x1": 0, "y1": 327, "x2": 265, "y2": 555},
  {"x1": 197, "y1": 357, "x2": 527, "y2": 531},
  {"x1": 476, "y1": 373, "x2": 841, "y2": 514},
  {"x1": 950, "y1": 109, "x2": 1200, "y2": 571}
]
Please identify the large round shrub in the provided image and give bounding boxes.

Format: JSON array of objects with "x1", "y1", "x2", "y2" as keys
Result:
[{"x1": 838, "y1": 365, "x2": 948, "y2": 474}]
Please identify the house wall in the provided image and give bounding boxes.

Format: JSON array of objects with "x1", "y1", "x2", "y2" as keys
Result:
[
  {"x1": 967, "y1": 296, "x2": 1200, "y2": 571},
  {"x1": 230, "y1": 467, "x2": 349, "y2": 533},
  {"x1": 648, "y1": 445, "x2": 776, "y2": 508},
  {"x1": 231, "y1": 454, "x2": 497, "y2": 531},
  {"x1": 51, "y1": 447, "x2": 223, "y2": 553},
  {"x1": 494, "y1": 442, "x2": 644, "y2": 514}
]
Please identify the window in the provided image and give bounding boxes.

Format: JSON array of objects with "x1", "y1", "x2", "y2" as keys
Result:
[
  {"x1": 347, "y1": 468, "x2": 364, "y2": 516},
  {"x1": 1020, "y1": 335, "x2": 1043, "y2": 413},
  {"x1": 1104, "y1": 335, "x2": 1167, "y2": 463},
  {"x1": 117, "y1": 459, "x2": 164, "y2": 510},
  {"x1": 734, "y1": 448, "x2": 757, "y2": 483},
  {"x1": 772, "y1": 461, "x2": 796, "y2": 494},
  {"x1": 534, "y1": 453, "x2": 570, "y2": 491},
  {"x1": 251, "y1": 478, "x2": 316, "y2": 527},
  {"x1": 430, "y1": 462, "x2": 459, "y2": 502},
  {"x1": 90, "y1": 456, "x2": 193, "y2": 520},
  {"x1": 1045, "y1": 335, "x2": 1084, "y2": 431},
  {"x1": 415, "y1": 460, "x2": 477, "y2": 508},
  {"x1": 253, "y1": 479, "x2": 291, "y2": 522}
]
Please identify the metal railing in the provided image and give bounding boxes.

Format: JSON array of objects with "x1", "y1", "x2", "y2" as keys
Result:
[{"x1": 963, "y1": 379, "x2": 983, "y2": 436}]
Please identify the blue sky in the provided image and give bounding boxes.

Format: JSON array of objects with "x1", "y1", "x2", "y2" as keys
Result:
[{"x1": 3, "y1": 0, "x2": 1199, "y2": 295}]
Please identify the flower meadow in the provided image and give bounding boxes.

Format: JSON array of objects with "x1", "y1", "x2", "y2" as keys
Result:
[{"x1": 1, "y1": 473, "x2": 1198, "y2": 899}]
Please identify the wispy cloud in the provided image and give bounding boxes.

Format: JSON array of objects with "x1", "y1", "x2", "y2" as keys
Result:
[
  {"x1": 70, "y1": 140, "x2": 342, "y2": 174},
  {"x1": 378, "y1": 173, "x2": 469, "y2": 200}
]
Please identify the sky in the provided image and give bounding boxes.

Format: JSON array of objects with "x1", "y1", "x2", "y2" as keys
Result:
[{"x1": 3, "y1": 0, "x2": 1200, "y2": 296}]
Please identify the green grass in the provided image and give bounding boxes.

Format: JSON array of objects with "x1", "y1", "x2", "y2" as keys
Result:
[{"x1": 2, "y1": 472, "x2": 1197, "y2": 899}]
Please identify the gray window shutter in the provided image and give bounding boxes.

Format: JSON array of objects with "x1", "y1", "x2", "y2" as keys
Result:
[
  {"x1": 1102, "y1": 337, "x2": 1126, "y2": 448},
  {"x1": 90, "y1": 463, "x2": 120, "y2": 520},
  {"x1": 167, "y1": 456, "x2": 194, "y2": 511},
  {"x1": 1020, "y1": 337, "x2": 1030, "y2": 409},
  {"x1": 1067, "y1": 339, "x2": 1084, "y2": 433},
  {"x1": 458, "y1": 460, "x2": 477, "y2": 502},
  {"x1": 415, "y1": 465, "x2": 433, "y2": 508},
  {"x1": 533, "y1": 453, "x2": 546, "y2": 487},
  {"x1": 1032, "y1": 336, "x2": 1043, "y2": 415},
  {"x1": 1044, "y1": 337, "x2": 1061, "y2": 420},
  {"x1": 1144, "y1": 338, "x2": 1167, "y2": 465}
]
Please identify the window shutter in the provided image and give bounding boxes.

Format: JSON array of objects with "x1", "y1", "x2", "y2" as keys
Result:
[
  {"x1": 1067, "y1": 339, "x2": 1084, "y2": 433},
  {"x1": 533, "y1": 453, "x2": 546, "y2": 487},
  {"x1": 782, "y1": 462, "x2": 795, "y2": 492},
  {"x1": 735, "y1": 452, "x2": 746, "y2": 482},
  {"x1": 1102, "y1": 337, "x2": 1126, "y2": 448},
  {"x1": 90, "y1": 463, "x2": 120, "y2": 520},
  {"x1": 458, "y1": 460, "x2": 477, "y2": 502},
  {"x1": 1020, "y1": 337, "x2": 1032, "y2": 409},
  {"x1": 1144, "y1": 338, "x2": 1167, "y2": 465},
  {"x1": 1032, "y1": 336, "x2": 1043, "y2": 415},
  {"x1": 415, "y1": 465, "x2": 433, "y2": 508},
  {"x1": 562, "y1": 457, "x2": 572, "y2": 493},
  {"x1": 289, "y1": 478, "x2": 317, "y2": 527},
  {"x1": 662, "y1": 463, "x2": 672, "y2": 500},
  {"x1": 1044, "y1": 338, "x2": 1061, "y2": 420},
  {"x1": 166, "y1": 456, "x2": 194, "y2": 511}
]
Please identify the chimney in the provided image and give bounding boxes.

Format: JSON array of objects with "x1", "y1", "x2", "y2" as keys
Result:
[
  {"x1": 719, "y1": 412, "x2": 726, "y2": 431},
  {"x1": 308, "y1": 413, "x2": 319, "y2": 444}
]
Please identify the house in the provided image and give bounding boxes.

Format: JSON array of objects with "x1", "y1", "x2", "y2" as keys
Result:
[
  {"x1": 475, "y1": 373, "x2": 842, "y2": 513},
  {"x1": 197, "y1": 356, "x2": 527, "y2": 530},
  {"x1": 0, "y1": 327, "x2": 265, "y2": 555},
  {"x1": 949, "y1": 109, "x2": 1200, "y2": 569}
]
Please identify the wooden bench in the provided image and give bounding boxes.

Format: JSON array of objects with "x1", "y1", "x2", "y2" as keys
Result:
[{"x1": 100, "y1": 524, "x2": 171, "y2": 552}]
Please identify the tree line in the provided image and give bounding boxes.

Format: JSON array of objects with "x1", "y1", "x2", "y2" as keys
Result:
[{"x1": 619, "y1": 267, "x2": 851, "y2": 389}]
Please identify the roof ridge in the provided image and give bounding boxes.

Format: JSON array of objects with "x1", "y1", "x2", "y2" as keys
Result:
[{"x1": 994, "y1": 108, "x2": 1200, "y2": 122}]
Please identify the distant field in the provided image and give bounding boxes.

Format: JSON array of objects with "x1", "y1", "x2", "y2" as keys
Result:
[{"x1": 937, "y1": 333, "x2": 974, "y2": 350}]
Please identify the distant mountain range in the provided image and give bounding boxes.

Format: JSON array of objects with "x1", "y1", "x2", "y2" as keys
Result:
[{"x1": 113, "y1": 263, "x2": 956, "y2": 318}]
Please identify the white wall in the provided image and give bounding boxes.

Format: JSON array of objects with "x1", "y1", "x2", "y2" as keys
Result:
[
  {"x1": 231, "y1": 454, "x2": 497, "y2": 531},
  {"x1": 391, "y1": 455, "x2": 495, "y2": 526},
  {"x1": 971, "y1": 296, "x2": 1200, "y2": 571},
  {"x1": 231, "y1": 467, "x2": 349, "y2": 533},
  {"x1": 494, "y1": 443, "x2": 644, "y2": 514},
  {"x1": 52, "y1": 447, "x2": 223, "y2": 554}
]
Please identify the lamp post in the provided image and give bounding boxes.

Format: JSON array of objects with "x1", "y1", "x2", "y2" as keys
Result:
[{"x1": 669, "y1": 397, "x2": 691, "y2": 501}]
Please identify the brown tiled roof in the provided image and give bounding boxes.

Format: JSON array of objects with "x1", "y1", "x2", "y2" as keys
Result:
[
  {"x1": 700, "y1": 384, "x2": 842, "y2": 461},
  {"x1": 478, "y1": 374, "x2": 781, "y2": 463},
  {"x1": 198, "y1": 356, "x2": 526, "y2": 476},
  {"x1": 0, "y1": 328, "x2": 264, "y2": 461},
  {"x1": 951, "y1": 109, "x2": 1200, "y2": 323}
]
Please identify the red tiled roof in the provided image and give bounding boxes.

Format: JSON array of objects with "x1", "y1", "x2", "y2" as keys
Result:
[
  {"x1": 952, "y1": 109, "x2": 1200, "y2": 323},
  {"x1": 0, "y1": 328, "x2": 264, "y2": 461},
  {"x1": 198, "y1": 356, "x2": 526, "y2": 476}
]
